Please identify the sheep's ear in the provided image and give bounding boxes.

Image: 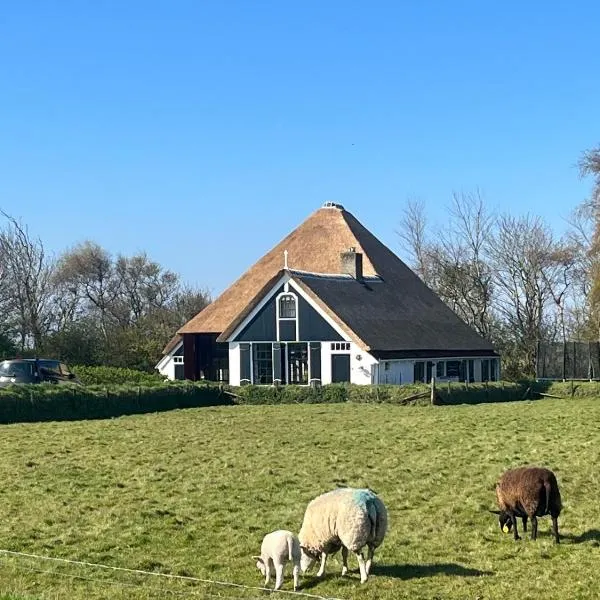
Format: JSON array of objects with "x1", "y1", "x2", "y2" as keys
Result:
[
  {"x1": 252, "y1": 556, "x2": 263, "y2": 562},
  {"x1": 488, "y1": 509, "x2": 501, "y2": 515}
]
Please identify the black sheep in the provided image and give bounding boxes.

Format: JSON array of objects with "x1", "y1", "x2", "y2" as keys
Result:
[{"x1": 492, "y1": 466, "x2": 562, "y2": 543}]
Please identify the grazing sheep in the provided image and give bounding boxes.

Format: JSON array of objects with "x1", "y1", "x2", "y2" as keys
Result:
[
  {"x1": 493, "y1": 466, "x2": 562, "y2": 543},
  {"x1": 298, "y1": 487, "x2": 388, "y2": 584},
  {"x1": 254, "y1": 530, "x2": 301, "y2": 591}
]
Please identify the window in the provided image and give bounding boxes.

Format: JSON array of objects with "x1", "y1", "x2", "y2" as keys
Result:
[
  {"x1": 436, "y1": 361, "x2": 444, "y2": 378},
  {"x1": 331, "y1": 342, "x2": 350, "y2": 351},
  {"x1": 173, "y1": 356, "x2": 184, "y2": 364},
  {"x1": 253, "y1": 343, "x2": 273, "y2": 385},
  {"x1": 446, "y1": 361, "x2": 461, "y2": 378},
  {"x1": 287, "y1": 342, "x2": 308, "y2": 384},
  {"x1": 481, "y1": 358, "x2": 497, "y2": 382},
  {"x1": 279, "y1": 295, "x2": 296, "y2": 319},
  {"x1": 414, "y1": 361, "x2": 425, "y2": 383},
  {"x1": 277, "y1": 292, "x2": 298, "y2": 341},
  {"x1": 482, "y1": 359, "x2": 489, "y2": 382}
]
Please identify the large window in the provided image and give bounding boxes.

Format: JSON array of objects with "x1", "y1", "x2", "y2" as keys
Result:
[
  {"x1": 287, "y1": 342, "x2": 308, "y2": 384},
  {"x1": 446, "y1": 361, "x2": 461, "y2": 378},
  {"x1": 481, "y1": 358, "x2": 497, "y2": 382},
  {"x1": 253, "y1": 343, "x2": 273, "y2": 385}
]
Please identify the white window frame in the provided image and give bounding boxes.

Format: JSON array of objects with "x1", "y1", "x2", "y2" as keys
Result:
[{"x1": 276, "y1": 291, "x2": 299, "y2": 342}]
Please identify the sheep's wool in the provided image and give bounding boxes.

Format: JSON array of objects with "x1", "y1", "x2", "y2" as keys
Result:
[{"x1": 299, "y1": 487, "x2": 388, "y2": 555}]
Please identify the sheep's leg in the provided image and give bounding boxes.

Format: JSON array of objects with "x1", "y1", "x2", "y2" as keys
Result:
[
  {"x1": 522, "y1": 515, "x2": 528, "y2": 532},
  {"x1": 341, "y1": 546, "x2": 349, "y2": 576},
  {"x1": 355, "y1": 551, "x2": 368, "y2": 584},
  {"x1": 551, "y1": 514, "x2": 560, "y2": 544},
  {"x1": 264, "y1": 559, "x2": 271, "y2": 586},
  {"x1": 511, "y1": 513, "x2": 521, "y2": 541},
  {"x1": 274, "y1": 563, "x2": 284, "y2": 590},
  {"x1": 292, "y1": 563, "x2": 300, "y2": 591},
  {"x1": 530, "y1": 515, "x2": 538, "y2": 541},
  {"x1": 316, "y1": 553, "x2": 328, "y2": 577},
  {"x1": 366, "y1": 545, "x2": 375, "y2": 575}
]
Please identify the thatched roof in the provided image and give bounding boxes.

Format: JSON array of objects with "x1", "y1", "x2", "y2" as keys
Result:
[
  {"x1": 162, "y1": 334, "x2": 182, "y2": 355},
  {"x1": 178, "y1": 203, "x2": 377, "y2": 335},
  {"x1": 177, "y1": 202, "x2": 496, "y2": 357},
  {"x1": 294, "y1": 272, "x2": 496, "y2": 357}
]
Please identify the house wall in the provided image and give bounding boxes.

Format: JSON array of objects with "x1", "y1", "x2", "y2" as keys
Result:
[
  {"x1": 156, "y1": 357, "x2": 175, "y2": 380},
  {"x1": 377, "y1": 360, "x2": 413, "y2": 385},
  {"x1": 374, "y1": 357, "x2": 500, "y2": 385},
  {"x1": 351, "y1": 348, "x2": 378, "y2": 385},
  {"x1": 229, "y1": 343, "x2": 241, "y2": 386},
  {"x1": 155, "y1": 344, "x2": 184, "y2": 381}
]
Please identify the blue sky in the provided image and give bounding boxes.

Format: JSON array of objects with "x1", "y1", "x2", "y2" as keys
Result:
[{"x1": 1, "y1": 1, "x2": 598, "y2": 297}]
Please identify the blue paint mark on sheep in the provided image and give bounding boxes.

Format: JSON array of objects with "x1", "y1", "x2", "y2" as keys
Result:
[{"x1": 351, "y1": 488, "x2": 377, "y2": 508}]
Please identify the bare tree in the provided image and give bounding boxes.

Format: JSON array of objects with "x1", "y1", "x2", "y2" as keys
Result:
[
  {"x1": 487, "y1": 214, "x2": 561, "y2": 374},
  {"x1": 53, "y1": 241, "x2": 121, "y2": 337},
  {"x1": 0, "y1": 210, "x2": 54, "y2": 351},
  {"x1": 397, "y1": 191, "x2": 496, "y2": 339},
  {"x1": 397, "y1": 198, "x2": 431, "y2": 283}
]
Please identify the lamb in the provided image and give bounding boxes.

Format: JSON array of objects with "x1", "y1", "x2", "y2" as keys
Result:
[
  {"x1": 298, "y1": 487, "x2": 388, "y2": 584},
  {"x1": 253, "y1": 529, "x2": 301, "y2": 591},
  {"x1": 492, "y1": 466, "x2": 562, "y2": 543}
]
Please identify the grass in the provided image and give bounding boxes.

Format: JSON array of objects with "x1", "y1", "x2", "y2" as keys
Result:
[{"x1": 0, "y1": 398, "x2": 598, "y2": 599}]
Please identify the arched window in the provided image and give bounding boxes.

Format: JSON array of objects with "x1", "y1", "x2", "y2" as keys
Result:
[
  {"x1": 279, "y1": 294, "x2": 296, "y2": 319},
  {"x1": 277, "y1": 292, "x2": 298, "y2": 341}
]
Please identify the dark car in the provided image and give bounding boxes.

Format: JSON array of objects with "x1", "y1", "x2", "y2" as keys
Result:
[{"x1": 0, "y1": 358, "x2": 81, "y2": 388}]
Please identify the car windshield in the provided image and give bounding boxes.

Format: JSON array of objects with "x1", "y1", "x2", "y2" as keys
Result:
[
  {"x1": 38, "y1": 361, "x2": 62, "y2": 377},
  {"x1": 0, "y1": 361, "x2": 33, "y2": 378}
]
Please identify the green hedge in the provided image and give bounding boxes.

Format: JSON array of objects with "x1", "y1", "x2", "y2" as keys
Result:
[
  {"x1": 0, "y1": 382, "x2": 231, "y2": 424},
  {"x1": 228, "y1": 381, "x2": 528, "y2": 406},
  {"x1": 533, "y1": 380, "x2": 600, "y2": 398},
  {"x1": 71, "y1": 365, "x2": 165, "y2": 386},
  {"x1": 0, "y1": 379, "x2": 591, "y2": 425}
]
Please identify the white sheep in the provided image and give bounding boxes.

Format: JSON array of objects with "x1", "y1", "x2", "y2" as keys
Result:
[
  {"x1": 298, "y1": 487, "x2": 388, "y2": 584},
  {"x1": 253, "y1": 529, "x2": 301, "y2": 591}
]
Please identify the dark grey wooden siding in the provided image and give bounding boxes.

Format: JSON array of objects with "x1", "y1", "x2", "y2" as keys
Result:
[
  {"x1": 233, "y1": 285, "x2": 345, "y2": 342},
  {"x1": 298, "y1": 296, "x2": 343, "y2": 341},
  {"x1": 235, "y1": 287, "x2": 282, "y2": 341}
]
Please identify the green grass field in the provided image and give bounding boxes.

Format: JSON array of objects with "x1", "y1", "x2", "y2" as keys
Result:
[{"x1": 0, "y1": 398, "x2": 598, "y2": 599}]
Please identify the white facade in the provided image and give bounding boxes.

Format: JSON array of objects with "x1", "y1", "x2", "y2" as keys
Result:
[{"x1": 155, "y1": 342, "x2": 184, "y2": 381}]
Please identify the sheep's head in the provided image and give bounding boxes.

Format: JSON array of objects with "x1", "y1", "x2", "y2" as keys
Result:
[
  {"x1": 299, "y1": 546, "x2": 320, "y2": 573},
  {"x1": 489, "y1": 509, "x2": 512, "y2": 533},
  {"x1": 253, "y1": 556, "x2": 266, "y2": 576},
  {"x1": 498, "y1": 512, "x2": 513, "y2": 533}
]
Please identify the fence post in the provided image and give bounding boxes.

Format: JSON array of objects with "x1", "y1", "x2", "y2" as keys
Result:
[
  {"x1": 430, "y1": 376, "x2": 436, "y2": 405},
  {"x1": 562, "y1": 341, "x2": 566, "y2": 382}
]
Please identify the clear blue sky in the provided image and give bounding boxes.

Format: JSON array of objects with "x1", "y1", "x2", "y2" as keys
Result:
[{"x1": 1, "y1": 1, "x2": 598, "y2": 297}]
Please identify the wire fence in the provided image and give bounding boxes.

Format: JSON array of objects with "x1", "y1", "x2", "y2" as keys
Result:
[
  {"x1": 536, "y1": 341, "x2": 600, "y2": 380},
  {"x1": 0, "y1": 548, "x2": 346, "y2": 600}
]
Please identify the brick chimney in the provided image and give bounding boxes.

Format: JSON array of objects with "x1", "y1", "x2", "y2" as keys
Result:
[{"x1": 340, "y1": 247, "x2": 363, "y2": 281}]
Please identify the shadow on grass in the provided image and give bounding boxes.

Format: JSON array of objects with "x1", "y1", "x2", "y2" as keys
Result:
[
  {"x1": 562, "y1": 529, "x2": 600, "y2": 545},
  {"x1": 373, "y1": 563, "x2": 493, "y2": 579},
  {"x1": 299, "y1": 563, "x2": 493, "y2": 588}
]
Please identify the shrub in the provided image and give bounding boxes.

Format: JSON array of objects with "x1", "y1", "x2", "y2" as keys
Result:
[
  {"x1": 0, "y1": 381, "x2": 230, "y2": 424},
  {"x1": 71, "y1": 365, "x2": 165, "y2": 386}
]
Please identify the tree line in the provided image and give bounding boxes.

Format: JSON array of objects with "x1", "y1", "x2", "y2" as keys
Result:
[
  {"x1": 0, "y1": 211, "x2": 210, "y2": 370},
  {"x1": 397, "y1": 145, "x2": 600, "y2": 380}
]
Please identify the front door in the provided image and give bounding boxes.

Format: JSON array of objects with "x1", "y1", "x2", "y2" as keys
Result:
[{"x1": 331, "y1": 354, "x2": 351, "y2": 383}]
